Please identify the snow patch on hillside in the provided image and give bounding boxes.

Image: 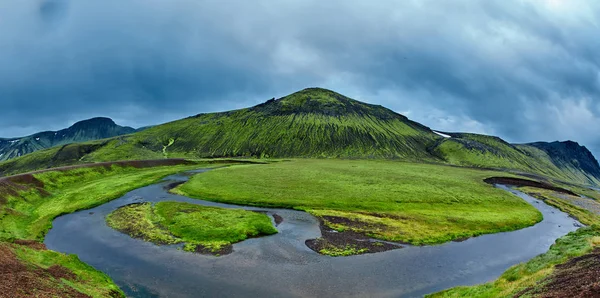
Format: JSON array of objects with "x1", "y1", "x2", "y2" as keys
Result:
[{"x1": 433, "y1": 131, "x2": 451, "y2": 138}]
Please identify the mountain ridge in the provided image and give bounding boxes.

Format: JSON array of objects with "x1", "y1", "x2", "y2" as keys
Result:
[
  {"x1": 0, "y1": 88, "x2": 598, "y2": 186},
  {"x1": 0, "y1": 117, "x2": 135, "y2": 161}
]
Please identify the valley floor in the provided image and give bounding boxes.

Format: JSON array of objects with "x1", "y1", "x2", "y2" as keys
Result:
[
  {"x1": 0, "y1": 158, "x2": 599, "y2": 297},
  {"x1": 173, "y1": 159, "x2": 543, "y2": 250},
  {"x1": 0, "y1": 160, "x2": 231, "y2": 297}
]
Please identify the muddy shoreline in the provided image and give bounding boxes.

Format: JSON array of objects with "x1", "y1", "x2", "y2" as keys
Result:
[
  {"x1": 484, "y1": 177, "x2": 577, "y2": 196},
  {"x1": 306, "y1": 216, "x2": 402, "y2": 255}
]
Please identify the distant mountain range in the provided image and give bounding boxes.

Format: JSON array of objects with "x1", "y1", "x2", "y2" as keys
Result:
[
  {"x1": 0, "y1": 88, "x2": 598, "y2": 185},
  {"x1": 0, "y1": 117, "x2": 135, "y2": 161}
]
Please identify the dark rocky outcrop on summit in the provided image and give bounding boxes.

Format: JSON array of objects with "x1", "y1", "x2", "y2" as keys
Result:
[{"x1": 527, "y1": 141, "x2": 600, "y2": 179}]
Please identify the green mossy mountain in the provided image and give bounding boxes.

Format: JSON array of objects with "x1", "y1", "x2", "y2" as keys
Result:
[
  {"x1": 0, "y1": 88, "x2": 599, "y2": 186},
  {"x1": 432, "y1": 132, "x2": 600, "y2": 185},
  {"x1": 129, "y1": 88, "x2": 439, "y2": 159},
  {"x1": 0, "y1": 117, "x2": 135, "y2": 161}
]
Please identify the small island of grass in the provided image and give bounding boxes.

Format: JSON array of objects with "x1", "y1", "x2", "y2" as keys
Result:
[{"x1": 106, "y1": 201, "x2": 278, "y2": 255}]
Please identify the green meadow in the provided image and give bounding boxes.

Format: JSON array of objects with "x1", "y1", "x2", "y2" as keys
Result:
[
  {"x1": 0, "y1": 164, "x2": 207, "y2": 241},
  {"x1": 429, "y1": 185, "x2": 600, "y2": 297},
  {"x1": 174, "y1": 159, "x2": 543, "y2": 245},
  {"x1": 429, "y1": 226, "x2": 600, "y2": 298},
  {"x1": 107, "y1": 201, "x2": 277, "y2": 254},
  {"x1": 0, "y1": 162, "x2": 218, "y2": 297},
  {"x1": 0, "y1": 155, "x2": 597, "y2": 296}
]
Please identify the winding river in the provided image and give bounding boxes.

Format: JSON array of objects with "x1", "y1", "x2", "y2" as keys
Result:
[{"x1": 45, "y1": 170, "x2": 581, "y2": 297}]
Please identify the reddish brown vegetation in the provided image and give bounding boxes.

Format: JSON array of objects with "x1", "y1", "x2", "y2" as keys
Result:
[
  {"x1": 0, "y1": 244, "x2": 89, "y2": 298},
  {"x1": 0, "y1": 159, "x2": 196, "y2": 206},
  {"x1": 13, "y1": 240, "x2": 47, "y2": 251},
  {"x1": 516, "y1": 248, "x2": 600, "y2": 298}
]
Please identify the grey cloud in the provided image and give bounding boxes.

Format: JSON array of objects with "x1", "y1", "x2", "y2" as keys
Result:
[{"x1": 1, "y1": 0, "x2": 599, "y2": 157}]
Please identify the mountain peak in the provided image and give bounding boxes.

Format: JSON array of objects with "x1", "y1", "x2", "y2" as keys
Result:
[
  {"x1": 252, "y1": 88, "x2": 402, "y2": 120},
  {"x1": 0, "y1": 117, "x2": 135, "y2": 162},
  {"x1": 71, "y1": 117, "x2": 117, "y2": 128},
  {"x1": 528, "y1": 140, "x2": 600, "y2": 178}
]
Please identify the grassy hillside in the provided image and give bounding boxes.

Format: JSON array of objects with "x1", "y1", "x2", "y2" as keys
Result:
[
  {"x1": 1, "y1": 88, "x2": 599, "y2": 186},
  {"x1": 429, "y1": 186, "x2": 600, "y2": 298},
  {"x1": 433, "y1": 133, "x2": 600, "y2": 185},
  {"x1": 173, "y1": 159, "x2": 542, "y2": 245},
  {"x1": 0, "y1": 161, "x2": 204, "y2": 241},
  {"x1": 0, "y1": 160, "x2": 218, "y2": 297},
  {"x1": 123, "y1": 88, "x2": 440, "y2": 159},
  {"x1": 429, "y1": 226, "x2": 600, "y2": 298},
  {"x1": 0, "y1": 117, "x2": 135, "y2": 162}
]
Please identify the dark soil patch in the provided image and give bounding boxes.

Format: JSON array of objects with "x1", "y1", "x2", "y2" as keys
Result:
[
  {"x1": 252, "y1": 211, "x2": 284, "y2": 226},
  {"x1": 452, "y1": 237, "x2": 470, "y2": 242},
  {"x1": 305, "y1": 217, "x2": 401, "y2": 256},
  {"x1": 109, "y1": 289, "x2": 124, "y2": 298},
  {"x1": 163, "y1": 181, "x2": 186, "y2": 191},
  {"x1": 13, "y1": 240, "x2": 47, "y2": 250},
  {"x1": 6, "y1": 174, "x2": 45, "y2": 189},
  {"x1": 322, "y1": 215, "x2": 390, "y2": 231},
  {"x1": 0, "y1": 174, "x2": 49, "y2": 201},
  {"x1": 47, "y1": 265, "x2": 77, "y2": 280},
  {"x1": 484, "y1": 177, "x2": 577, "y2": 196},
  {"x1": 273, "y1": 213, "x2": 283, "y2": 226},
  {"x1": 515, "y1": 248, "x2": 600, "y2": 298},
  {"x1": 0, "y1": 244, "x2": 90, "y2": 298},
  {"x1": 194, "y1": 243, "x2": 233, "y2": 256}
]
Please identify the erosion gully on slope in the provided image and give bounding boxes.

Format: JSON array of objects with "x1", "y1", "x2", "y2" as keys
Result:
[{"x1": 44, "y1": 169, "x2": 581, "y2": 298}]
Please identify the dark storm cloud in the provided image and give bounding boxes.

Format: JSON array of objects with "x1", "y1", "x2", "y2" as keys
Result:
[{"x1": 1, "y1": 0, "x2": 599, "y2": 157}]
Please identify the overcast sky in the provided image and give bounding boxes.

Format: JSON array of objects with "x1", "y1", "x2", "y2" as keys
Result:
[{"x1": 1, "y1": 0, "x2": 599, "y2": 157}]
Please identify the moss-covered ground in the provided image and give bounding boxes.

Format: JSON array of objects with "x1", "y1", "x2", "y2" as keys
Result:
[
  {"x1": 106, "y1": 201, "x2": 277, "y2": 254},
  {"x1": 0, "y1": 161, "x2": 219, "y2": 297},
  {"x1": 1, "y1": 155, "x2": 597, "y2": 295},
  {"x1": 428, "y1": 226, "x2": 600, "y2": 298},
  {"x1": 429, "y1": 184, "x2": 600, "y2": 297},
  {"x1": 0, "y1": 163, "x2": 206, "y2": 241},
  {"x1": 173, "y1": 159, "x2": 543, "y2": 245},
  {"x1": 7, "y1": 242, "x2": 124, "y2": 297}
]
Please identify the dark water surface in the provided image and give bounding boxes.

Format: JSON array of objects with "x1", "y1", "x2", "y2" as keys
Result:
[{"x1": 45, "y1": 170, "x2": 581, "y2": 297}]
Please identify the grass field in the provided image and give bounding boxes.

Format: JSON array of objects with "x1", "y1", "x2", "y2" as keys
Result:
[
  {"x1": 173, "y1": 159, "x2": 543, "y2": 245},
  {"x1": 8, "y1": 242, "x2": 124, "y2": 297},
  {"x1": 0, "y1": 156, "x2": 596, "y2": 296},
  {"x1": 0, "y1": 163, "x2": 206, "y2": 241},
  {"x1": 106, "y1": 201, "x2": 277, "y2": 254},
  {"x1": 429, "y1": 185, "x2": 600, "y2": 297},
  {"x1": 428, "y1": 225, "x2": 600, "y2": 298},
  {"x1": 0, "y1": 161, "x2": 219, "y2": 297}
]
